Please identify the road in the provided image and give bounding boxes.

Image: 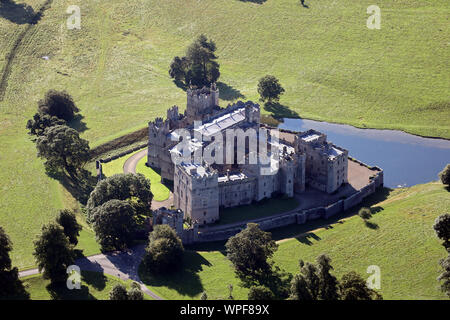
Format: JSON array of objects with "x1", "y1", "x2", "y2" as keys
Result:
[{"x1": 18, "y1": 245, "x2": 163, "y2": 300}]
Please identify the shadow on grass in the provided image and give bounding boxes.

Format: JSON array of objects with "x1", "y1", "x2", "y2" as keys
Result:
[
  {"x1": 297, "y1": 232, "x2": 321, "y2": 245},
  {"x1": 364, "y1": 220, "x2": 379, "y2": 230},
  {"x1": 68, "y1": 114, "x2": 88, "y2": 133},
  {"x1": 239, "y1": 0, "x2": 267, "y2": 4},
  {"x1": 0, "y1": 0, "x2": 40, "y2": 25},
  {"x1": 46, "y1": 168, "x2": 97, "y2": 205},
  {"x1": 264, "y1": 101, "x2": 299, "y2": 119},
  {"x1": 216, "y1": 82, "x2": 245, "y2": 101},
  {"x1": 46, "y1": 282, "x2": 96, "y2": 300},
  {"x1": 81, "y1": 270, "x2": 107, "y2": 291},
  {"x1": 139, "y1": 251, "x2": 210, "y2": 298}
]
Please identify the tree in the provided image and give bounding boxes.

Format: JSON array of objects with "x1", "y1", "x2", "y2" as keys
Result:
[
  {"x1": 33, "y1": 223, "x2": 75, "y2": 284},
  {"x1": 339, "y1": 271, "x2": 382, "y2": 300},
  {"x1": 38, "y1": 90, "x2": 79, "y2": 121},
  {"x1": 358, "y1": 207, "x2": 372, "y2": 221},
  {"x1": 290, "y1": 255, "x2": 339, "y2": 300},
  {"x1": 109, "y1": 283, "x2": 129, "y2": 300},
  {"x1": 225, "y1": 223, "x2": 278, "y2": 280},
  {"x1": 36, "y1": 125, "x2": 90, "y2": 179},
  {"x1": 86, "y1": 173, "x2": 153, "y2": 223},
  {"x1": 168, "y1": 34, "x2": 220, "y2": 87},
  {"x1": 316, "y1": 254, "x2": 340, "y2": 300},
  {"x1": 144, "y1": 224, "x2": 184, "y2": 274},
  {"x1": 437, "y1": 255, "x2": 450, "y2": 298},
  {"x1": 128, "y1": 282, "x2": 144, "y2": 300},
  {"x1": 248, "y1": 286, "x2": 274, "y2": 300},
  {"x1": 26, "y1": 112, "x2": 66, "y2": 138},
  {"x1": 55, "y1": 209, "x2": 82, "y2": 245},
  {"x1": 91, "y1": 200, "x2": 138, "y2": 251},
  {"x1": 0, "y1": 227, "x2": 29, "y2": 299},
  {"x1": 439, "y1": 164, "x2": 450, "y2": 187},
  {"x1": 257, "y1": 75, "x2": 285, "y2": 102},
  {"x1": 200, "y1": 291, "x2": 208, "y2": 300},
  {"x1": 169, "y1": 56, "x2": 189, "y2": 81},
  {"x1": 433, "y1": 213, "x2": 450, "y2": 252}
]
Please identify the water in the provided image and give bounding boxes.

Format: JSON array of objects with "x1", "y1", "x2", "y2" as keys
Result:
[{"x1": 278, "y1": 118, "x2": 450, "y2": 188}]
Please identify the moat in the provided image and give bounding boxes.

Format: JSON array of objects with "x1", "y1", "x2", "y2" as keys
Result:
[{"x1": 279, "y1": 118, "x2": 450, "y2": 188}]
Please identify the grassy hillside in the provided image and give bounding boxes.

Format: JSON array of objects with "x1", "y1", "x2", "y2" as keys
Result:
[
  {"x1": 140, "y1": 182, "x2": 449, "y2": 300},
  {"x1": 0, "y1": 0, "x2": 449, "y2": 269}
]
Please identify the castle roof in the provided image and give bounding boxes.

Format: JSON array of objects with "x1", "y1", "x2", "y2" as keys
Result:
[{"x1": 194, "y1": 107, "x2": 246, "y2": 137}]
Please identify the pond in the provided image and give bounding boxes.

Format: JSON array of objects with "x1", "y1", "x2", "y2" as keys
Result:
[{"x1": 278, "y1": 118, "x2": 450, "y2": 188}]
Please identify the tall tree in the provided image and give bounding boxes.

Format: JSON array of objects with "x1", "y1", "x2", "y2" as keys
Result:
[
  {"x1": 36, "y1": 125, "x2": 90, "y2": 179},
  {"x1": 316, "y1": 254, "x2": 340, "y2": 300},
  {"x1": 91, "y1": 200, "x2": 138, "y2": 251},
  {"x1": 257, "y1": 75, "x2": 285, "y2": 102},
  {"x1": 437, "y1": 255, "x2": 450, "y2": 298},
  {"x1": 56, "y1": 209, "x2": 82, "y2": 245},
  {"x1": 144, "y1": 224, "x2": 184, "y2": 274},
  {"x1": 339, "y1": 271, "x2": 382, "y2": 300},
  {"x1": 38, "y1": 90, "x2": 79, "y2": 121},
  {"x1": 33, "y1": 223, "x2": 75, "y2": 284},
  {"x1": 0, "y1": 227, "x2": 29, "y2": 299},
  {"x1": 86, "y1": 173, "x2": 153, "y2": 223},
  {"x1": 225, "y1": 223, "x2": 278, "y2": 280}
]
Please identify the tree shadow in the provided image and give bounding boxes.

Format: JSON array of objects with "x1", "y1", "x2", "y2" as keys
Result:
[
  {"x1": 68, "y1": 114, "x2": 88, "y2": 133},
  {"x1": 296, "y1": 232, "x2": 321, "y2": 245},
  {"x1": 81, "y1": 270, "x2": 108, "y2": 291},
  {"x1": 264, "y1": 101, "x2": 299, "y2": 119},
  {"x1": 299, "y1": 0, "x2": 309, "y2": 8},
  {"x1": 139, "y1": 250, "x2": 210, "y2": 297},
  {"x1": 0, "y1": 0, "x2": 42, "y2": 25},
  {"x1": 216, "y1": 82, "x2": 245, "y2": 101},
  {"x1": 46, "y1": 282, "x2": 96, "y2": 300},
  {"x1": 364, "y1": 220, "x2": 379, "y2": 230},
  {"x1": 49, "y1": 168, "x2": 96, "y2": 205}
]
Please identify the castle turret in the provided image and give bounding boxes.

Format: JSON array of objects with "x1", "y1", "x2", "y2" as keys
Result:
[{"x1": 185, "y1": 83, "x2": 219, "y2": 124}]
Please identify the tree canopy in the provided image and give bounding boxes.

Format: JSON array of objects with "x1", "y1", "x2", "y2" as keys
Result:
[
  {"x1": 91, "y1": 200, "x2": 138, "y2": 251},
  {"x1": 0, "y1": 227, "x2": 29, "y2": 299},
  {"x1": 257, "y1": 75, "x2": 285, "y2": 102},
  {"x1": 225, "y1": 223, "x2": 278, "y2": 280},
  {"x1": 339, "y1": 271, "x2": 382, "y2": 300},
  {"x1": 144, "y1": 224, "x2": 184, "y2": 274},
  {"x1": 169, "y1": 34, "x2": 220, "y2": 87},
  {"x1": 56, "y1": 209, "x2": 82, "y2": 245},
  {"x1": 33, "y1": 223, "x2": 75, "y2": 284},
  {"x1": 248, "y1": 286, "x2": 274, "y2": 300},
  {"x1": 439, "y1": 164, "x2": 450, "y2": 186},
  {"x1": 38, "y1": 90, "x2": 79, "y2": 121},
  {"x1": 36, "y1": 125, "x2": 90, "y2": 179},
  {"x1": 86, "y1": 173, "x2": 153, "y2": 223},
  {"x1": 26, "y1": 112, "x2": 66, "y2": 138}
]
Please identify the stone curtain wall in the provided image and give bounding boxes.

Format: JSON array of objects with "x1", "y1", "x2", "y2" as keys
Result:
[{"x1": 191, "y1": 168, "x2": 384, "y2": 244}]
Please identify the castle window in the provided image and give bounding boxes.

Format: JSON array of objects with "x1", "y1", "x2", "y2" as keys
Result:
[{"x1": 203, "y1": 212, "x2": 206, "y2": 216}]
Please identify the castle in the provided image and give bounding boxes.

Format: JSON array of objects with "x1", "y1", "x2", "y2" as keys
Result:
[{"x1": 148, "y1": 84, "x2": 348, "y2": 225}]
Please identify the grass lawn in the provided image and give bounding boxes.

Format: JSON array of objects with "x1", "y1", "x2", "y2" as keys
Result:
[
  {"x1": 100, "y1": 150, "x2": 170, "y2": 201},
  {"x1": 216, "y1": 197, "x2": 299, "y2": 226},
  {"x1": 0, "y1": 0, "x2": 449, "y2": 272},
  {"x1": 22, "y1": 271, "x2": 147, "y2": 300},
  {"x1": 136, "y1": 157, "x2": 170, "y2": 202},
  {"x1": 140, "y1": 182, "x2": 450, "y2": 300}
]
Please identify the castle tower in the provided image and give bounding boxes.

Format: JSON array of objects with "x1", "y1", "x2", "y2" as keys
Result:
[{"x1": 185, "y1": 83, "x2": 219, "y2": 124}]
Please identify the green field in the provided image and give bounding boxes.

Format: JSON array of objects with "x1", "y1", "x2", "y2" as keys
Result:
[
  {"x1": 140, "y1": 182, "x2": 449, "y2": 300},
  {"x1": 22, "y1": 271, "x2": 147, "y2": 300},
  {"x1": 0, "y1": 0, "x2": 449, "y2": 275}
]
